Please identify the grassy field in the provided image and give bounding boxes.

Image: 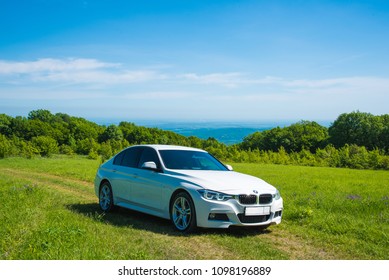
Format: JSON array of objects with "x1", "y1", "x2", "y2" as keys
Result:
[{"x1": 0, "y1": 156, "x2": 388, "y2": 260}]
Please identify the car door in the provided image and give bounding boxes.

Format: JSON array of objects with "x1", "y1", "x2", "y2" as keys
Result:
[
  {"x1": 131, "y1": 147, "x2": 165, "y2": 212},
  {"x1": 110, "y1": 147, "x2": 142, "y2": 203}
]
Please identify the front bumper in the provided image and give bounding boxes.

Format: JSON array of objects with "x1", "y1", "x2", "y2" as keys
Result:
[{"x1": 194, "y1": 194, "x2": 283, "y2": 228}]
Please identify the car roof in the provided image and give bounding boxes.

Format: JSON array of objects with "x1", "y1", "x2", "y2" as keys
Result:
[{"x1": 132, "y1": 144, "x2": 206, "y2": 152}]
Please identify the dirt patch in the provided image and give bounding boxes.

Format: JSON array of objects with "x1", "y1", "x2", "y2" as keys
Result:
[{"x1": 1, "y1": 168, "x2": 94, "y2": 202}]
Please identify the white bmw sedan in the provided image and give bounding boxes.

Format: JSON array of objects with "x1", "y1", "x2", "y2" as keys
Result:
[{"x1": 94, "y1": 145, "x2": 283, "y2": 232}]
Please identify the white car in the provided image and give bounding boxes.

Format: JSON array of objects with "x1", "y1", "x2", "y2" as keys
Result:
[{"x1": 94, "y1": 145, "x2": 283, "y2": 232}]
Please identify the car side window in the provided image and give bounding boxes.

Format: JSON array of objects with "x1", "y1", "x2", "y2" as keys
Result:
[
  {"x1": 121, "y1": 147, "x2": 142, "y2": 168},
  {"x1": 138, "y1": 147, "x2": 161, "y2": 169},
  {"x1": 113, "y1": 150, "x2": 125, "y2": 165}
]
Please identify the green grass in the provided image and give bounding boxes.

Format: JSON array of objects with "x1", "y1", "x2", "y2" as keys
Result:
[
  {"x1": 0, "y1": 156, "x2": 388, "y2": 259},
  {"x1": 0, "y1": 155, "x2": 100, "y2": 182},
  {"x1": 232, "y1": 163, "x2": 389, "y2": 259}
]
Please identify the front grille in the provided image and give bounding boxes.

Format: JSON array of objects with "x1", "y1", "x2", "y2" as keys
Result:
[
  {"x1": 239, "y1": 194, "x2": 257, "y2": 205},
  {"x1": 237, "y1": 214, "x2": 270, "y2": 223},
  {"x1": 259, "y1": 194, "x2": 273, "y2": 204},
  {"x1": 238, "y1": 193, "x2": 273, "y2": 205}
]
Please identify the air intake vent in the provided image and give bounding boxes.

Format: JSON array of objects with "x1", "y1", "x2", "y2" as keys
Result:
[{"x1": 237, "y1": 214, "x2": 270, "y2": 223}]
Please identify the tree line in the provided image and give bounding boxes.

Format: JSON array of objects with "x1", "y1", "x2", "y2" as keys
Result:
[{"x1": 0, "y1": 109, "x2": 388, "y2": 170}]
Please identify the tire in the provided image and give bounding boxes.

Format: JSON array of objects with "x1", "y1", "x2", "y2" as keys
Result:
[
  {"x1": 99, "y1": 181, "x2": 114, "y2": 212},
  {"x1": 170, "y1": 192, "x2": 197, "y2": 233}
]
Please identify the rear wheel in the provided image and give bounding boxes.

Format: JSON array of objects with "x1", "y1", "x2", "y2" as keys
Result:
[
  {"x1": 170, "y1": 192, "x2": 197, "y2": 233},
  {"x1": 99, "y1": 181, "x2": 114, "y2": 212}
]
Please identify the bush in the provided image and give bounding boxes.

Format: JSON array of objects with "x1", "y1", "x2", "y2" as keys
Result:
[
  {"x1": 32, "y1": 136, "x2": 59, "y2": 157},
  {"x1": 88, "y1": 149, "x2": 100, "y2": 160},
  {"x1": 98, "y1": 142, "x2": 113, "y2": 162},
  {"x1": 59, "y1": 144, "x2": 75, "y2": 156},
  {"x1": 0, "y1": 134, "x2": 12, "y2": 158}
]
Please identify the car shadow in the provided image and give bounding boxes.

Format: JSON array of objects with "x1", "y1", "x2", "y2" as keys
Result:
[{"x1": 67, "y1": 203, "x2": 272, "y2": 237}]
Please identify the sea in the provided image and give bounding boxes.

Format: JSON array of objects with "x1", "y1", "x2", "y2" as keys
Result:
[
  {"x1": 137, "y1": 121, "x2": 280, "y2": 145},
  {"x1": 92, "y1": 118, "x2": 331, "y2": 145}
]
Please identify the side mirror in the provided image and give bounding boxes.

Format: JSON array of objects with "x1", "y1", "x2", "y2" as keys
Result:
[
  {"x1": 141, "y1": 161, "x2": 158, "y2": 171},
  {"x1": 226, "y1": 164, "x2": 233, "y2": 171}
]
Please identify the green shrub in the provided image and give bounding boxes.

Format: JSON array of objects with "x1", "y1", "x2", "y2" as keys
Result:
[{"x1": 32, "y1": 136, "x2": 59, "y2": 157}]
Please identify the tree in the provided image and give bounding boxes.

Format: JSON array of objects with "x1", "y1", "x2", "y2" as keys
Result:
[
  {"x1": 10, "y1": 116, "x2": 30, "y2": 139},
  {"x1": 241, "y1": 131, "x2": 263, "y2": 150},
  {"x1": 329, "y1": 111, "x2": 384, "y2": 150},
  {"x1": 69, "y1": 118, "x2": 100, "y2": 140},
  {"x1": 378, "y1": 114, "x2": 389, "y2": 152},
  {"x1": 240, "y1": 121, "x2": 328, "y2": 153},
  {"x1": 285, "y1": 121, "x2": 328, "y2": 152},
  {"x1": 28, "y1": 109, "x2": 54, "y2": 123},
  {"x1": 99, "y1": 125, "x2": 123, "y2": 142},
  {"x1": 0, "y1": 114, "x2": 12, "y2": 136}
]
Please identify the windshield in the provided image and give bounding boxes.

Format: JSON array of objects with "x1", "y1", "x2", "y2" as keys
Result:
[{"x1": 159, "y1": 150, "x2": 228, "y2": 171}]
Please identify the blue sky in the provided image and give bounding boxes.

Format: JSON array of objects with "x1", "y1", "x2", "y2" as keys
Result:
[{"x1": 1, "y1": 0, "x2": 388, "y2": 122}]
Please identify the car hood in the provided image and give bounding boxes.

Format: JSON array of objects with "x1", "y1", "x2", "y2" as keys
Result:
[{"x1": 165, "y1": 170, "x2": 276, "y2": 194}]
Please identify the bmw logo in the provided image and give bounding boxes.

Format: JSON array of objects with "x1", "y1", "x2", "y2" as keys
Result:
[{"x1": 253, "y1": 190, "x2": 258, "y2": 194}]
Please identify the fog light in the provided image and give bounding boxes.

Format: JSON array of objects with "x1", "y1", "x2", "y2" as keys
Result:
[
  {"x1": 208, "y1": 213, "x2": 229, "y2": 221},
  {"x1": 274, "y1": 210, "x2": 282, "y2": 218}
]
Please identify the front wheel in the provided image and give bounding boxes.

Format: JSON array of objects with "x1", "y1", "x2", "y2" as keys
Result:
[
  {"x1": 170, "y1": 192, "x2": 197, "y2": 233},
  {"x1": 99, "y1": 181, "x2": 114, "y2": 212}
]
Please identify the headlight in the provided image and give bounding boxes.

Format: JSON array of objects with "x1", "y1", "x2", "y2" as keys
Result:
[
  {"x1": 198, "y1": 190, "x2": 233, "y2": 201},
  {"x1": 272, "y1": 189, "x2": 281, "y2": 200}
]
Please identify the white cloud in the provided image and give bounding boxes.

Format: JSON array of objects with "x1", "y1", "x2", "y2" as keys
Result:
[
  {"x1": 178, "y1": 72, "x2": 246, "y2": 87},
  {"x1": 34, "y1": 69, "x2": 164, "y2": 84},
  {"x1": 0, "y1": 87, "x2": 107, "y2": 100},
  {"x1": 1, "y1": 57, "x2": 388, "y2": 120},
  {"x1": 0, "y1": 58, "x2": 118, "y2": 74},
  {"x1": 0, "y1": 58, "x2": 165, "y2": 85},
  {"x1": 4, "y1": 58, "x2": 388, "y2": 94},
  {"x1": 120, "y1": 91, "x2": 193, "y2": 100},
  {"x1": 281, "y1": 76, "x2": 389, "y2": 96}
]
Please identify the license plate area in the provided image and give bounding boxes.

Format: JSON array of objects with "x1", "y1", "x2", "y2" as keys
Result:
[{"x1": 245, "y1": 206, "x2": 271, "y2": 216}]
